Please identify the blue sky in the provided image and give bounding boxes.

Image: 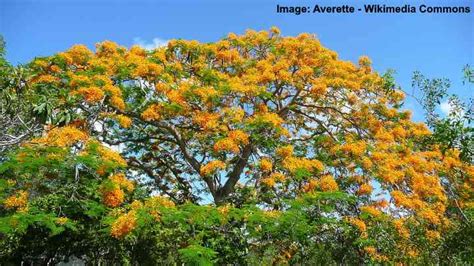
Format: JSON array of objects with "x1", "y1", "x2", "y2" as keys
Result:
[{"x1": 1, "y1": 0, "x2": 472, "y2": 121}]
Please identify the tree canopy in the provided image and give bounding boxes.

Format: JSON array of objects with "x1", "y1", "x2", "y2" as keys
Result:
[{"x1": 0, "y1": 28, "x2": 472, "y2": 264}]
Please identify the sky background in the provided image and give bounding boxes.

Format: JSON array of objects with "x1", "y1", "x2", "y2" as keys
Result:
[{"x1": 1, "y1": 0, "x2": 472, "y2": 121}]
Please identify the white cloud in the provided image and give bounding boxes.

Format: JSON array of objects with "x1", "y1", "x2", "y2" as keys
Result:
[
  {"x1": 133, "y1": 37, "x2": 168, "y2": 50},
  {"x1": 440, "y1": 101, "x2": 451, "y2": 115},
  {"x1": 440, "y1": 100, "x2": 465, "y2": 117}
]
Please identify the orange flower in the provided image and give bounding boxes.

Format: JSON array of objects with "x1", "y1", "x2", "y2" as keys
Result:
[
  {"x1": 349, "y1": 218, "x2": 367, "y2": 232},
  {"x1": 259, "y1": 158, "x2": 273, "y2": 172},
  {"x1": 303, "y1": 179, "x2": 319, "y2": 192},
  {"x1": 201, "y1": 160, "x2": 226, "y2": 176},
  {"x1": 76, "y1": 86, "x2": 105, "y2": 103},
  {"x1": 425, "y1": 230, "x2": 441, "y2": 241},
  {"x1": 357, "y1": 183, "x2": 373, "y2": 195},
  {"x1": 364, "y1": 246, "x2": 376, "y2": 255},
  {"x1": 116, "y1": 115, "x2": 132, "y2": 128},
  {"x1": 111, "y1": 211, "x2": 137, "y2": 238},
  {"x1": 261, "y1": 177, "x2": 276, "y2": 187},
  {"x1": 282, "y1": 157, "x2": 324, "y2": 173},
  {"x1": 55, "y1": 217, "x2": 69, "y2": 225},
  {"x1": 276, "y1": 145, "x2": 294, "y2": 158},
  {"x1": 141, "y1": 104, "x2": 162, "y2": 121},
  {"x1": 97, "y1": 145, "x2": 127, "y2": 167},
  {"x1": 360, "y1": 205, "x2": 382, "y2": 217},
  {"x1": 3, "y1": 190, "x2": 28, "y2": 210},
  {"x1": 33, "y1": 126, "x2": 88, "y2": 147},
  {"x1": 393, "y1": 219, "x2": 410, "y2": 239},
  {"x1": 228, "y1": 130, "x2": 249, "y2": 145},
  {"x1": 110, "y1": 96, "x2": 126, "y2": 111},
  {"x1": 110, "y1": 173, "x2": 135, "y2": 192},
  {"x1": 213, "y1": 138, "x2": 240, "y2": 154},
  {"x1": 319, "y1": 175, "x2": 338, "y2": 192},
  {"x1": 102, "y1": 187, "x2": 125, "y2": 207}
]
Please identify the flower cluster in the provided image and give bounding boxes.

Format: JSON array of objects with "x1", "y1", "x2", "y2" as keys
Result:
[
  {"x1": 102, "y1": 186, "x2": 125, "y2": 207},
  {"x1": 200, "y1": 160, "x2": 226, "y2": 176},
  {"x1": 282, "y1": 157, "x2": 324, "y2": 174},
  {"x1": 115, "y1": 114, "x2": 132, "y2": 128},
  {"x1": 318, "y1": 175, "x2": 339, "y2": 192},
  {"x1": 32, "y1": 126, "x2": 89, "y2": 147},
  {"x1": 110, "y1": 210, "x2": 137, "y2": 238},
  {"x1": 259, "y1": 158, "x2": 273, "y2": 172},
  {"x1": 3, "y1": 190, "x2": 28, "y2": 211}
]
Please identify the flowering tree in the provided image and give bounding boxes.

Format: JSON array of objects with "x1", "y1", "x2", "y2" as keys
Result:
[{"x1": 0, "y1": 28, "x2": 472, "y2": 264}]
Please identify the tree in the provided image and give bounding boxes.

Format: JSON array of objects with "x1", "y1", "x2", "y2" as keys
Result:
[
  {"x1": 0, "y1": 37, "x2": 43, "y2": 159},
  {"x1": 410, "y1": 67, "x2": 473, "y2": 263},
  {"x1": 0, "y1": 28, "x2": 472, "y2": 264}
]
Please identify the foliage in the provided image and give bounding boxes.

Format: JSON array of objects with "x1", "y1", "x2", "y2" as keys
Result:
[
  {"x1": 409, "y1": 67, "x2": 474, "y2": 263},
  {"x1": 412, "y1": 69, "x2": 473, "y2": 162},
  {"x1": 0, "y1": 37, "x2": 42, "y2": 159}
]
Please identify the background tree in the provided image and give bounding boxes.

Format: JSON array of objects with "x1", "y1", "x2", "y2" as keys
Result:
[
  {"x1": 410, "y1": 66, "x2": 473, "y2": 263},
  {"x1": 0, "y1": 37, "x2": 43, "y2": 159}
]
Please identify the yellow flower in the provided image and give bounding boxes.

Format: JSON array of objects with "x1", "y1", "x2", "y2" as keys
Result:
[
  {"x1": 364, "y1": 246, "x2": 376, "y2": 255},
  {"x1": 270, "y1": 26, "x2": 281, "y2": 35},
  {"x1": 221, "y1": 107, "x2": 245, "y2": 123},
  {"x1": 407, "y1": 248, "x2": 419, "y2": 258},
  {"x1": 349, "y1": 218, "x2": 367, "y2": 232},
  {"x1": 360, "y1": 205, "x2": 382, "y2": 217},
  {"x1": 50, "y1": 65, "x2": 61, "y2": 73},
  {"x1": 228, "y1": 130, "x2": 249, "y2": 145},
  {"x1": 103, "y1": 85, "x2": 122, "y2": 97},
  {"x1": 193, "y1": 112, "x2": 220, "y2": 131},
  {"x1": 110, "y1": 173, "x2": 135, "y2": 192},
  {"x1": 393, "y1": 219, "x2": 410, "y2": 239},
  {"x1": 97, "y1": 145, "x2": 127, "y2": 167},
  {"x1": 110, "y1": 96, "x2": 126, "y2": 111},
  {"x1": 102, "y1": 187, "x2": 125, "y2": 207},
  {"x1": 96, "y1": 41, "x2": 122, "y2": 57},
  {"x1": 214, "y1": 138, "x2": 240, "y2": 154},
  {"x1": 63, "y1": 44, "x2": 93, "y2": 65},
  {"x1": 134, "y1": 62, "x2": 163, "y2": 78},
  {"x1": 259, "y1": 158, "x2": 273, "y2": 172},
  {"x1": 276, "y1": 145, "x2": 294, "y2": 158},
  {"x1": 303, "y1": 179, "x2": 319, "y2": 192},
  {"x1": 32, "y1": 74, "x2": 60, "y2": 84},
  {"x1": 201, "y1": 160, "x2": 226, "y2": 176},
  {"x1": 129, "y1": 45, "x2": 146, "y2": 56},
  {"x1": 340, "y1": 141, "x2": 366, "y2": 156},
  {"x1": 217, "y1": 204, "x2": 231, "y2": 216},
  {"x1": 282, "y1": 157, "x2": 324, "y2": 173},
  {"x1": 360, "y1": 157, "x2": 373, "y2": 169},
  {"x1": 425, "y1": 230, "x2": 441, "y2": 241},
  {"x1": 33, "y1": 126, "x2": 88, "y2": 147},
  {"x1": 4, "y1": 190, "x2": 28, "y2": 210},
  {"x1": 255, "y1": 112, "x2": 284, "y2": 128},
  {"x1": 269, "y1": 172, "x2": 286, "y2": 182},
  {"x1": 76, "y1": 86, "x2": 105, "y2": 103},
  {"x1": 261, "y1": 177, "x2": 276, "y2": 187},
  {"x1": 130, "y1": 200, "x2": 143, "y2": 210},
  {"x1": 116, "y1": 114, "x2": 132, "y2": 128},
  {"x1": 319, "y1": 175, "x2": 338, "y2": 192},
  {"x1": 357, "y1": 183, "x2": 373, "y2": 196},
  {"x1": 145, "y1": 196, "x2": 176, "y2": 208},
  {"x1": 419, "y1": 208, "x2": 440, "y2": 224},
  {"x1": 55, "y1": 217, "x2": 69, "y2": 225},
  {"x1": 141, "y1": 104, "x2": 162, "y2": 121},
  {"x1": 111, "y1": 211, "x2": 137, "y2": 238}
]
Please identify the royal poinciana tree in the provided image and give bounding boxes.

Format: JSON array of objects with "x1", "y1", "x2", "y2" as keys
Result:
[{"x1": 1, "y1": 28, "x2": 472, "y2": 264}]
